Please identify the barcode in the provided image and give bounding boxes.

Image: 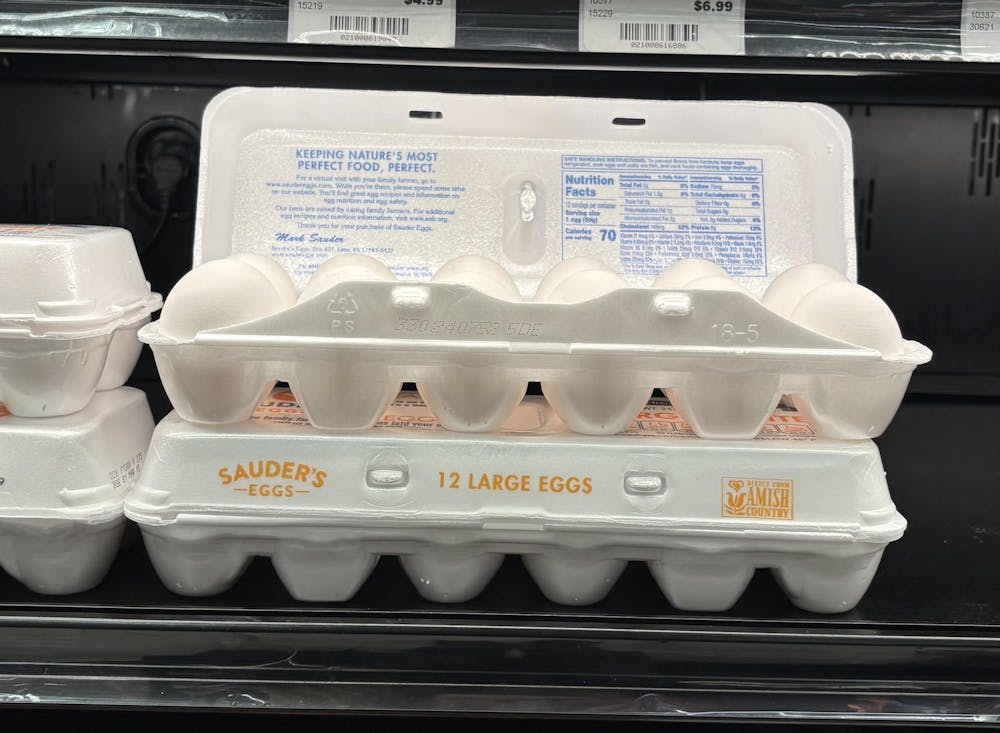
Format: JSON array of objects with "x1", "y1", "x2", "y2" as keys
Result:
[
  {"x1": 329, "y1": 15, "x2": 410, "y2": 36},
  {"x1": 619, "y1": 22, "x2": 699, "y2": 43}
]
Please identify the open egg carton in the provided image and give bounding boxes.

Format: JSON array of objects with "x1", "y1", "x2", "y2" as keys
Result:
[
  {"x1": 0, "y1": 387, "x2": 154, "y2": 594},
  {"x1": 126, "y1": 389, "x2": 905, "y2": 613},
  {"x1": 140, "y1": 88, "x2": 929, "y2": 440},
  {"x1": 0, "y1": 225, "x2": 162, "y2": 417}
]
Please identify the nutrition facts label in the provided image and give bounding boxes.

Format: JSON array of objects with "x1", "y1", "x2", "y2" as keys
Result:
[{"x1": 561, "y1": 154, "x2": 766, "y2": 277}]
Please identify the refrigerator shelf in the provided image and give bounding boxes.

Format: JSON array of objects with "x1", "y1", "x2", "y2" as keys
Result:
[{"x1": 0, "y1": 1, "x2": 987, "y2": 65}]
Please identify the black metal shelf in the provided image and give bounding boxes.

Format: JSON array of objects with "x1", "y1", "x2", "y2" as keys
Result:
[{"x1": 0, "y1": 1, "x2": 977, "y2": 64}]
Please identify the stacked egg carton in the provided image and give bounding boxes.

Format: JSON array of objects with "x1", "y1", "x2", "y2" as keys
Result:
[
  {"x1": 127, "y1": 88, "x2": 929, "y2": 613},
  {"x1": 146, "y1": 251, "x2": 927, "y2": 440},
  {"x1": 130, "y1": 249, "x2": 927, "y2": 613},
  {"x1": 0, "y1": 225, "x2": 158, "y2": 594}
]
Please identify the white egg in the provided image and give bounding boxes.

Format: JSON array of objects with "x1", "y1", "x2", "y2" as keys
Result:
[
  {"x1": 158, "y1": 259, "x2": 287, "y2": 340},
  {"x1": 232, "y1": 252, "x2": 298, "y2": 306},
  {"x1": 534, "y1": 257, "x2": 613, "y2": 302},
  {"x1": 314, "y1": 253, "x2": 396, "y2": 277},
  {"x1": 433, "y1": 255, "x2": 520, "y2": 300},
  {"x1": 538, "y1": 262, "x2": 642, "y2": 434},
  {"x1": 419, "y1": 255, "x2": 524, "y2": 431},
  {"x1": 434, "y1": 254, "x2": 507, "y2": 280},
  {"x1": 762, "y1": 263, "x2": 846, "y2": 318},
  {"x1": 298, "y1": 254, "x2": 396, "y2": 303},
  {"x1": 548, "y1": 268, "x2": 627, "y2": 304},
  {"x1": 653, "y1": 258, "x2": 728, "y2": 289},
  {"x1": 790, "y1": 281, "x2": 904, "y2": 356},
  {"x1": 686, "y1": 275, "x2": 758, "y2": 300}
]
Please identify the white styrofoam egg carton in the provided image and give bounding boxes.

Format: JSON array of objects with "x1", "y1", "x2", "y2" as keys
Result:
[
  {"x1": 139, "y1": 88, "x2": 929, "y2": 439},
  {"x1": 0, "y1": 225, "x2": 162, "y2": 417},
  {"x1": 141, "y1": 252, "x2": 929, "y2": 439},
  {"x1": 126, "y1": 389, "x2": 905, "y2": 613},
  {"x1": 0, "y1": 387, "x2": 154, "y2": 594}
]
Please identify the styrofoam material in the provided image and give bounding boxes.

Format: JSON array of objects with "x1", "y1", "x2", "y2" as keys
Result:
[
  {"x1": 0, "y1": 387, "x2": 154, "y2": 594},
  {"x1": 193, "y1": 89, "x2": 859, "y2": 295},
  {"x1": 142, "y1": 253, "x2": 930, "y2": 439},
  {"x1": 0, "y1": 225, "x2": 162, "y2": 417},
  {"x1": 126, "y1": 389, "x2": 905, "y2": 613}
]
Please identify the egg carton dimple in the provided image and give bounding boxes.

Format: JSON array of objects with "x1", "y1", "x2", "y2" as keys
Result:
[
  {"x1": 0, "y1": 225, "x2": 162, "y2": 417},
  {"x1": 0, "y1": 517, "x2": 126, "y2": 595},
  {"x1": 0, "y1": 387, "x2": 154, "y2": 594},
  {"x1": 141, "y1": 253, "x2": 930, "y2": 440},
  {"x1": 136, "y1": 527, "x2": 889, "y2": 613},
  {"x1": 126, "y1": 392, "x2": 905, "y2": 613}
]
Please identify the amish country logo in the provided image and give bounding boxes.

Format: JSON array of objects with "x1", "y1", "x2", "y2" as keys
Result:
[
  {"x1": 723, "y1": 479, "x2": 748, "y2": 515},
  {"x1": 722, "y1": 477, "x2": 793, "y2": 520}
]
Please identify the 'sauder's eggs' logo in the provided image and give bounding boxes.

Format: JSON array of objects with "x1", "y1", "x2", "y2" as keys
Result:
[{"x1": 218, "y1": 460, "x2": 327, "y2": 498}]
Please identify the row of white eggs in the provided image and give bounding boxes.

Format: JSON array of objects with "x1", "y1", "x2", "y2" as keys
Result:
[{"x1": 161, "y1": 252, "x2": 904, "y2": 357}]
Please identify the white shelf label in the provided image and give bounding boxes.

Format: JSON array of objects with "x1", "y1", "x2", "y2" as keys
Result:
[
  {"x1": 288, "y1": 0, "x2": 456, "y2": 48},
  {"x1": 579, "y1": 0, "x2": 746, "y2": 56},
  {"x1": 962, "y1": 0, "x2": 1000, "y2": 59}
]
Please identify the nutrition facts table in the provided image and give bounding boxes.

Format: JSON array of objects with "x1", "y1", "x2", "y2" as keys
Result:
[{"x1": 561, "y1": 155, "x2": 767, "y2": 277}]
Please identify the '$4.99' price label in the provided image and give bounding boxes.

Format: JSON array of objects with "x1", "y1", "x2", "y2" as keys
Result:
[
  {"x1": 288, "y1": 0, "x2": 456, "y2": 47},
  {"x1": 579, "y1": 0, "x2": 746, "y2": 56}
]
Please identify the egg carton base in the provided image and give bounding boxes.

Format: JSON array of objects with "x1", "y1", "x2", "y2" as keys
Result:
[
  {"x1": 145, "y1": 280, "x2": 928, "y2": 440},
  {"x1": 155, "y1": 352, "x2": 917, "y2": 440},
  {"x1": 97, "y1": 320, "x2": 147, "y2": 390},
  {"x1": 138, "y1": 528, "x2": 886, "y2": 614},
  {"x1": 0, "y1": 317, "x2": 148, "y2": 417},
  {"x1": 0, "y1": 516, "x2": 124, "y2": 594}
]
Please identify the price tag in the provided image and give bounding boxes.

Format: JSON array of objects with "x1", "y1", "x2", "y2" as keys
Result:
[
  {"x1": 288, "y1": 0, "x2": 456, "y2": 48},
  {"x1": 579, "y1": 0, "x2": 745, "y2": 56},
  {"x1": 962, "y1": 0, "x2": 1000, "y2": 59}
]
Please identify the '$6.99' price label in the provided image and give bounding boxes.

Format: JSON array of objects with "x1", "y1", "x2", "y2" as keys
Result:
[
  {"x1": 693, "y1": 1, "x2": 734, "y2": 11},
  {"x1": 579, "y1": 0, "x2": 746, "y2": 55}
]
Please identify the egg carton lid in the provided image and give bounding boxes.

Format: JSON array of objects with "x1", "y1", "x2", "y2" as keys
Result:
[
  {"x1": 127, "y1": 390, "x2": 904, "y2": 547},
  {"x1": 0, "y1": 387, "x2": 155, "y2": 521},
  {"x1": 194, "y1": 89, "x2": 856, "y2": 298},
  {"x1": 0, "y1": 225, "x2": 162, "y2": 338}
]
